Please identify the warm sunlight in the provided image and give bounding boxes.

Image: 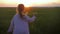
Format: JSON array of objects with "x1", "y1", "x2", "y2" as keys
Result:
[
  {"x1": 2, "y1": 0, "x2": 32, "y2": 7},
  {"x1": 0, "y1": 0, "x2": 59, "y2": 7},
  {"x1": 17, "y1": 0, "x2": 32, "y2": 7}
]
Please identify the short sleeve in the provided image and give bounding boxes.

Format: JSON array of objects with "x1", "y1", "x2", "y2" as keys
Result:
[{"x1": 8, "y1": 18, "x2": 14, "y2": 32}]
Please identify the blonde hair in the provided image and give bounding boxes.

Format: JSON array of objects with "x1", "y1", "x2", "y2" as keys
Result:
[{"x1": 16, "y1": 4, "x2": 25, "y2": 19}]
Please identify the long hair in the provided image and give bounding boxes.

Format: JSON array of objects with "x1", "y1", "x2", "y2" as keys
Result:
[{"x1": 16, "y1": 4, "x2": 25, "y2": 19}]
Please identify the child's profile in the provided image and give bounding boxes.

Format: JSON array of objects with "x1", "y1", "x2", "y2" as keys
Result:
[{"x1": 7, "y1": 4, "x2": 36, "y2": 34}]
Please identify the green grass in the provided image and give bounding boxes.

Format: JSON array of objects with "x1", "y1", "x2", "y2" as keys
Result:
[{"x1": 0, "y1": 7, "x2": 60, "y2": 34}]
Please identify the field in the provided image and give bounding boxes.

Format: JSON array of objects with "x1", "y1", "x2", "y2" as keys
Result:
[{"x1": 0, "y1": 7, "x2": 60, "y2": 34}]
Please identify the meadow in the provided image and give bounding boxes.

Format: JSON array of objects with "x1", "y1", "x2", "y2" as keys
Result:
[{"x1": 0, "y1": 7, "x2": 60, "y2": 34}]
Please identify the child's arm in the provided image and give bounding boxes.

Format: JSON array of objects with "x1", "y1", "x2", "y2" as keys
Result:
[
  {"x1": 7, "y1": 18, "x2": 14, "y2": 33},
  {"x1": 24, "y1": 15, "x2": 36, "y2": 22}
]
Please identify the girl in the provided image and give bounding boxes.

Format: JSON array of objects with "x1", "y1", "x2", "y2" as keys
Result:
[{"x1": 8, "y1": 4, "x2": 36, "y2": 34}]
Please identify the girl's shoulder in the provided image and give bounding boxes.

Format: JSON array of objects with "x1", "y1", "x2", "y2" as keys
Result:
[
  {"x1": 12, "y1": 14, "x2": 19, "y2": 19},
  {"x1": 14, "y1": 14, "x2": 19, "y2": 17}
]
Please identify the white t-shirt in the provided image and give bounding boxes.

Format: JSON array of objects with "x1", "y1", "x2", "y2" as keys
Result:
[{"x1": 8, "y1": 14, "x2": 36, "y2": 34}]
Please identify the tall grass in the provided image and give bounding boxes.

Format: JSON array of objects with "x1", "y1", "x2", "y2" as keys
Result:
[{"x1": 0, "y1": 7, "x2": 60, "y2": 34}]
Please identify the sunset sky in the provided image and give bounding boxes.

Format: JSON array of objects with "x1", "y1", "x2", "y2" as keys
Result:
[{"x1": 0, "y1": 0, "x2": 60, "y2": 7}]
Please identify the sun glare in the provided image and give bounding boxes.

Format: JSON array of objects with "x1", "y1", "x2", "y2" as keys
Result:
[
  {"x1": 2, "y1": 0, "x2": 58, "y2": 7},
  {"x1": 17, "y1": 0, "x2": 32, "y2": 7}
]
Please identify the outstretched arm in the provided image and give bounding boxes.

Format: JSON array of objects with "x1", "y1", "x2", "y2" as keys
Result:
[{"x1": 24, "y1": 15, "x2": 36, "y2": 22}]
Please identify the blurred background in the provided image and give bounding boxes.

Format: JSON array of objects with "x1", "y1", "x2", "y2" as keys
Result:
[{"x1": 0, "y1": 0, "x2": 60, "y2": 34}]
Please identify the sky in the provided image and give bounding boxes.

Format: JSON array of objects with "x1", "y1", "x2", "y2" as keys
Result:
[{"x1": 0, "y1": 0, "x2": 60, "y2": 7}]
